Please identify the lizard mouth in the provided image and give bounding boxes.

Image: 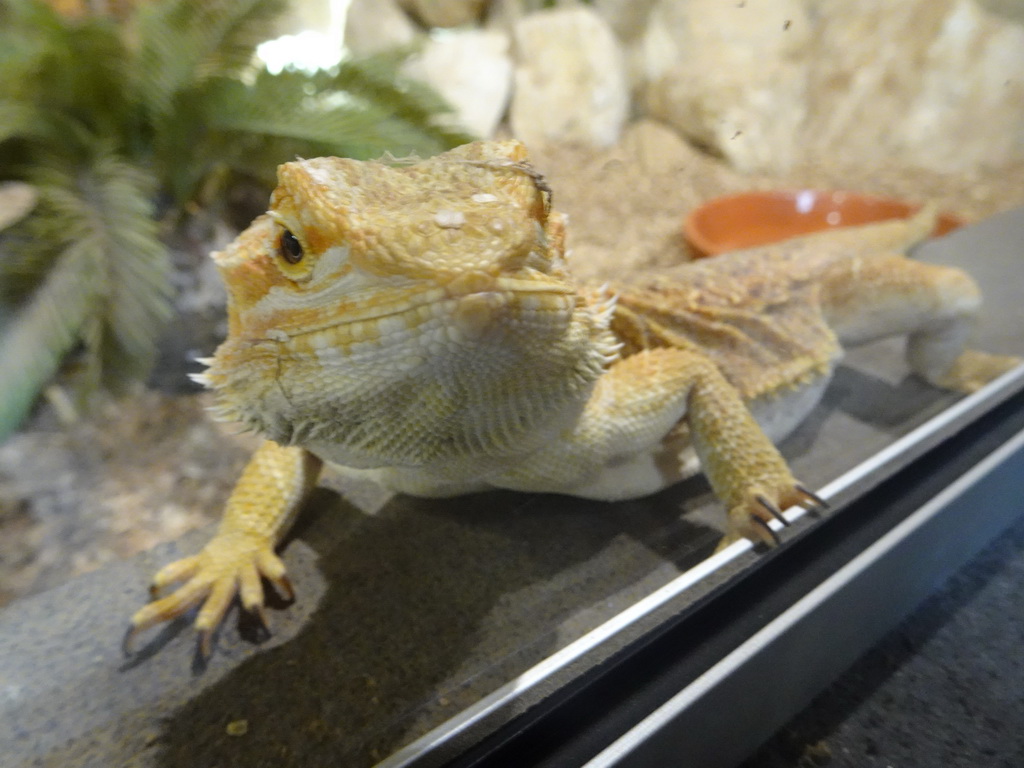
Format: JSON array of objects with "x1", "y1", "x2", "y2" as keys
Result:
[{"x1": 265, "y1": 276, "x2": 577, "y2": 342}]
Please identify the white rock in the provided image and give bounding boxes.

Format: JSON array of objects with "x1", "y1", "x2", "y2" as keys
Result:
[
  {"x1": 403, "y1": 29, "x2": 513, "y2": 137},
  {"x1": 510, "y1": 7, "x2": 629, "y2": 147},
  {"x1": 345, "y1": 0, "x2": 418, "y2": 56},
  {"x1": 399, "y1": 0, "x2": 489, "y2": 28},
  {"x1": 638, "y1": 0, "x2": 812, "y2": 173}
]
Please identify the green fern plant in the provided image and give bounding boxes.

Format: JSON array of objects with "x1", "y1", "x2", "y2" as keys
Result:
[{"x1": 0, "y1": 0, "x2": 473, "y2": 440}]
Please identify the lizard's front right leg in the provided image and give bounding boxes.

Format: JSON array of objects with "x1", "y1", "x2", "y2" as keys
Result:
[{"x1": 126, "y1": 440, "x2": 322, "y2": 657}]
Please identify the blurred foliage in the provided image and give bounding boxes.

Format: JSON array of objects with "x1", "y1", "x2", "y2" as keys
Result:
[
  {"x1": 539, "y1": 0, "x2": 593, "y2": 8},
  {"x1": 0, "y1": 0, "x2": 473, "y2": 439}
]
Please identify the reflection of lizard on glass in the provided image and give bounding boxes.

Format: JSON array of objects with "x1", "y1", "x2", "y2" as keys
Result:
[{"x1": 126, "y1": 141, "x2": 1021, "y2": 657}]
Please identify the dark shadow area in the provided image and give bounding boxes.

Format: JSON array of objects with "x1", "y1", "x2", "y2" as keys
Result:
[
  {"x1": 742, "y1": 513, "x2": 1024, "y2": 768},
  {"x1": 824, "y1": 364, "x2": 951, "y2": 430},
  {"x1": 119, "y1": 617, "x2": 194, "y2": 672},
  {"x1": 152, "y1": 480, "x2": 720, "y2": 768}
]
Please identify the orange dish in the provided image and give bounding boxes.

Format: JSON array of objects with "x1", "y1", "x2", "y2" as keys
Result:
[{"x1": 684, "y1": 190, "x2": 964, "y2": 258}]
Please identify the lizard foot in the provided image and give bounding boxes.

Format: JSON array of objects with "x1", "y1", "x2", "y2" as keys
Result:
[
  {"x1": 932, "y1": 350, "x2": 1022, "y2": 394},
  {"x1": 719, "y1": 482, "x2": 827, "y2": 551},
  {"x1": 124, "y1": 530, "x2": 293, "y2": 658}
]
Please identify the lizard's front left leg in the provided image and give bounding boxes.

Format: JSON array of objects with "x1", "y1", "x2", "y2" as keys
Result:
[
  {"x1": 126, "y1": 440, "x2": 322, "y2": 656},
  {"x1": 676, "y1": 351, "x2": 824, "y2": 546},
  {"x1": 492, "y1": 347, "x2": 820, "y2": 546}
]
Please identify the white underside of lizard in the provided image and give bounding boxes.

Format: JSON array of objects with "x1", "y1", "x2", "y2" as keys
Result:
[{"x1": 327, "y1": 363, "x2": 835, "y2": 503}]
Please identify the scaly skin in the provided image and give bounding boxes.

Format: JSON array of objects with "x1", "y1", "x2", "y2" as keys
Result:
[{"x1": 127, "y1": 140, "x2": 1021, "y2": 655}]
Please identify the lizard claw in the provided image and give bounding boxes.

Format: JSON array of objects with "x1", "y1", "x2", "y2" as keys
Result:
[
  {"x1": 723, "y1": 479, "x2": 827, "y2": 550},
  {"x1": 122, "y1": 624, "x2": 142, "y2": 656},
  {"x1": 751, "y1": 515, "x2": 783, "y2": 545},
  {"x1": 794, "y1": 483, "x2": 829, "y2": 511},
  {"x1": 198, "y1": 628, "x2": 215, "y2": 661},
  {"x1": 755, "y1": 494, "x2": 790, "y2": 526}
]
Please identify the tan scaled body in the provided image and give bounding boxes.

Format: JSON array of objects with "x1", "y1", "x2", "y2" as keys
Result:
[{"x1": 128, "y1": 141, "x2": 1020, "y2": 653}]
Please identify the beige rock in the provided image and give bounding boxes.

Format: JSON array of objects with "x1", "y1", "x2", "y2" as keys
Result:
[
  {"x1": 345, "y1": 0, "x2": 418, "y2": 56},
  {"x1": 510, "y1": 7, "x2": 629, "y2": 147},
  {"x1": 403, "y1": 30, "x2": 513, "y2": 137},
  {"x1": 619, "y1": 119, "x2": 699, "y2": 174},
  {"x1": 485, "y1": 0, "x2": 592, "y2": 37},
  {"x1": 482, "y1": 0, "x2": 524, "y2": 33},
  {"x1": 275, "y1": 0, "x2": 333, "y2": 36},
  {"x1": 637, "y1": 0, "x2": 1024, "y2": 175},
  {"x1": 399, "y1": 0, "x2": 490, "y2": 27},
  {"x1": 592, "y1": 0, "x2": 659, "y2": 42},
  {"x1": 802, "y1": 0, "x2": 1024, "y2": 173},
  {"x1": 638, "y1": 0, "x2": 812, "y2": 172},
  {"x1": 592, "y1": 0, "x2": 660, "y2": 90}
]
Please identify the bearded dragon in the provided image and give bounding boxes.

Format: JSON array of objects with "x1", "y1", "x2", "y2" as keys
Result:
[{"x1": 126, "y1": 140, "x2": 1020, "y2": 655}]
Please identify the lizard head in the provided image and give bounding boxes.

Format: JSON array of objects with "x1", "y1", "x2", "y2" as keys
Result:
[{"x1": 202, "y1": 141, "x2": 620, "y2": 469}]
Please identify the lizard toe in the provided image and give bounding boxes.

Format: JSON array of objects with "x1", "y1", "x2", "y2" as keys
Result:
[
  {"x1": 128, "y1": 531, "x2": 287, "y2": 655},
  {"x1": 725, "y1": 478, "x2": 825, "y2": 548}
]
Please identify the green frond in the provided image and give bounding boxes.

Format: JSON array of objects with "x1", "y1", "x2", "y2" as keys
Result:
[
  {"x1": 0, "y1": 5, "x2": 133, "y2": 153},
  {"x1": 154, "y1": 61, "x2": 473, "y2": 206},
  {"x1": 212, "y1": 59, "x2": 473, "y2": 177},
  {"x1": 209, "y1": 74, "x2": 446, "y2": 154},
  {"x1": 0, "y1": 232, "x2": 99, "y2": 439},
  {"x1": 0, "y1": 2, "x2": 68, "y2": 142},
  {"x1": 331, "y1": 50, "x2": 457, "y2": 130},
  {"x1": 0, "y1": 2, "x2": 57, "y2": 102},
  {"x1": 331, "y1": 51, "x2": 477, "y2": 148},
  {"x1": 132, "y1": 0, "x2": 286, "y2": 119},
  {"x1": 0, "y1": 100, "x2": 48, "y2": 145},
  {"x1": 75, "y1": 153, "x2": 173, "y2": 387},
  {"x1": 50, "y1": 21, "x2": 134, "y2": 143},
  {"x1": 0, "y1": 148, "x2": 173, "y2": 435}
]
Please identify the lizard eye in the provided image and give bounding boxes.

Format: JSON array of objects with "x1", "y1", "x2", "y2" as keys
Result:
[{"x1": 279, "y1": 229, "x2": 304, "y2": 264}]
